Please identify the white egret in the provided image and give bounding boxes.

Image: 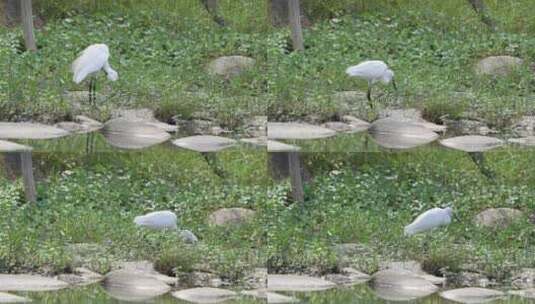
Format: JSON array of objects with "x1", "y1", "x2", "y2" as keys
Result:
[
  {"x1": 345, "y1": 60, "x2": 396, "y2": 108},
  {"x1": 404, "y1": 207, "x2": 454, "y2": 236},
  {"x1": 72, "y1": 44, "x2": 118, "y2": 105},
  {"x1": 134, "y1": 211, "x2": 177, "y2": 230},
  {"x1": 134, "y1": 211, "x2": 199, "y2": 244}
]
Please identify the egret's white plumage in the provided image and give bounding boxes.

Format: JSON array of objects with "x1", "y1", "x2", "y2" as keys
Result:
[
  {"x1": 404, "y1": 207, "x2": 453, "y2": 236},
  {"x1": 345, "y1": 60, "x2": 396, "y2": 105},
  {"x1": 72, "y1": 44, "x2": 118, "y2": 84},
  {"x1": 134, "y1": 210, "x2": 177, "y2": 230}
]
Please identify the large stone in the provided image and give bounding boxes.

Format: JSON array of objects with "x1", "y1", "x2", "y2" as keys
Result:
[
  {"x1": 440, "y1": 136, "x2": 504, "y2": 152},
  {"x1": 340, "y1": 115, "x2": 371, "y2": 132},
  {"x1": 174, "y1": 119, "x2": 224, "y2": 136},
  {"x1": 267, "y1": 122, "x2": 337, "y2": 140},
  {"x1": 0, "y1": 122, "x2": 69, "y2": 140},
  {"x1": 172, "y1": 287, "x2": 237, "y2": 304},
  {"x1": 378, "y1": 108, "x2": 446, "y2": 133},
  {"x1": 206, "y1": 56, "x2": 256, "y2": 78},
  {"x1": 57, "y1": 267, "x2": 103, "y2": 286},
  {"x1": 243, "y1": 116, "x2": 267, "y2": 137},
  {"x1": 368, "y1": 118, "x2": 439, "y2": 149},
  {"x1": 475, "y1": 55, "x2": 524, "y2": 76},
  {"x1": 243, "y1": 268, "x2": 267, "y2": 290},
  {"x1": 323, "y1": 268, "x2": 370, "y2": 286},
  {"x1": 511, "y1": 116, "x2": 535, "y2": 137},
  {"x1": 101, "y1": 118, "x2": 171, "y2": 149},
  {"x1": 474, "y1": 208, "x2": 524, "y2": 229},
  {"x1": 0, "y1": 274, "x2": 69, "y2": 291},
  {"x1": 443, "y1": 119, "x2": 496, "y2": 136},
  {"x1": 177, "y1": 272, "x2": 225, "y2": 288},
  {"x1": 512, "y1": 268, "x2": 535, "y2": 289},
  {"x1": 172, "y1": 136, "x2": 237, "y2": 153},
  {"x1": 440, "y1": 287, "x2": 505, "y2": 303},
  {"x1": 371, "y1": 269, "x2": 438, "y2": 301},
  {"x1": 0, "y1": 292, "x2": 31, "y2": 303},
  {"x1": 0, "y1": 140, "x2": 31, "y2": 152},
  {"x1": 208, "y1": 208, "x2": 256, "y2": 226},
  {"x1": 380, "y1": 260, "x2": 445, "y2": 285},
  {"x1": 267, "y1": 274, "x2": 336, "y2": 292},
  {"x1": 114, "y1": 261, "x2": 176, "y2": 285},
  {"x1": 102, "y1": 270, "x2": 171, "y2": 302},
  {"x1": 509, "y1": 288, "x2": 535, "y2": 299},
  {"x1": 508, "y1": 137, "x2": 535, "y2": 147},
  {"x1": 267, "y1": 140, "x2": 300, "y2": 152},
  {"x1": 452, "y1": 272, "x2": 491, "y2": 288},
  {"x1": 111, "y1": 108, "x2": 176, "y2": 133}
]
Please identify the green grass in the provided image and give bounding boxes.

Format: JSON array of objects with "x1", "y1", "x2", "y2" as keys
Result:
[
  {"x1": 267, "y1": 150, "x2": 535, "y2": 280},
  {"x1": 0, "y1": 148, "x2": 268, "y2": 284}
]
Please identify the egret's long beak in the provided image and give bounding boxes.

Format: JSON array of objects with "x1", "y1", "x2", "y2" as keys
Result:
[{"x1": 392, "y1": 78, "x2": 398, "y2": 91}]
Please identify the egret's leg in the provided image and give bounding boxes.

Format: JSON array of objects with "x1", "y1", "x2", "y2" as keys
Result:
[
  {"x1": 366, "y1": 86, "x2": 374, "y2": 109},
  {"x1": 88, "y1": 79, "x2": 93, "y2": 105}
]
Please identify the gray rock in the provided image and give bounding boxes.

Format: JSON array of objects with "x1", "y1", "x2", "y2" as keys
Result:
[
  {"x1": 267, "y1": 122, "x2": 337, "y2": 140},
  {"x1": 511, "y1": 116, "x2": 535, "y2": 137},
  {"x1": 452, "y1": 272, "x2": 492, "y2": 288},
  {"x1": 206, "y1": 56, "x2": 256, "y2": 78},
  {"x1": 267, "y1": 274, "x2": 336, "y2": 292},
  {"x1": 475, "y1": 55, "x2": 524, "y2": 76},
  {"x1": 508, "y1": 137, "x2": 535, "y2": 147},
  {"x1": 172, "y1": 135, "x2": 237, "y2": 153},
  {"x1": 509, "y1": 288, "x2": 535, "y2": 299},
  {"x1": 101, "y1": 118, "x2": 171, "y2": 149},
  {"x1": 440, "y1": 287, "x2": 505, "y2": 303},
  {"x1": 0, "y1": 292, "x2": 31, "y2": 303},
  {"x1": 380, "y1": 260, "x2": 445, "y2": 285},
  {"x1": 0, "y1": 140, "x2": 31, "y2": 152},
  {"x1": 243, "y1": 268, "x2": 267, "y2": 290},
  {"x1": 0, "y1": 274, "x2": 69, "y2": 292},
  {"x1": 474, "y1": 208, "x2": 524, "y2": 229},
  {"x1": 440, "y1": 136, "x2": 504, "y2": 152},
  {"x1": 378, "y1": 108, "x2": 446, "y2": 133},
  {"x1": 443, "y1": 119, "x2": 496, "y2": 136},
  {"x1": 0, "y1": 122, "x2": 69, "y2": 140},
  {"x1": 244, "y1": 116, "x2": 267, "y2": 138},
  {"x1": 114, "y1": 261, "x2": 176, "y2": 286},
  {"x1": 102, "y1": 270, "x2": 171, "y2": 302},
  {"x1": 512, "y1": 268, "x2": 535, "y2": 289},
  {"x1": 178, "y1": 272, "x2": 225, "y2": 288},
  {"x1": 111, "y1": 108, "x2": 176, "y2": 133},
  {"x1": 175, "y1": 119, "x2": 224, "y2": 136},
  {"x1": 323, "y1": 268, "x2": 370, "y2": 286},
  {"x1": 179, "y1": 229, "x2": 199, "y2": 244},
  {"x1": 240, "y1": 137, "x2": 267, "y2": 148},
  {"x1": 57, "y1": 267, "x2": 103, "y2": 286},
  {"x1": 369, "y1": 118, "x2": 439, "y2": 149},
  {"x1": 371, "y1": 269, "x2": 438, "y2": 301},
  {"x1": 172, "y1": 287, "x2": 237, "y2": 304},
  {"x1": 208, "y1": 208, "x2": 256, "y2": 226},
  {"x1": 340, "y1": 116, "x2": 371, "y2": 132},
  {"x1": 267, "y1": 140, "x2": 300, "y2": 152}
]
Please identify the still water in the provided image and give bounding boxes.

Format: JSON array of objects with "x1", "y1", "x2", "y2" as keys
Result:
[{"x1": 16, "y1": 284, "x2": 535, "y2": 303}]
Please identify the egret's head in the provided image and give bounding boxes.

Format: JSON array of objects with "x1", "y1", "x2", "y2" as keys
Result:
[
  {"x1": 445, "y1": 207, "x2": 453, "y2": 216},
  {"x1": 381, "y1": 69, "x2": 394, "y2": 84},
  {"x1": 107, "y1": 69, "x2": 118, "y2": 81}
]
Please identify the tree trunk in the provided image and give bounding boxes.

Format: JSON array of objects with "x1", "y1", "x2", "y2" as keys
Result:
[
  {"x1": 3, "y1": 0, "x2": 20, "y2": 26},
  {"x1": 199, "y1": 0, "x2": 225, "y2": 26},
  {"x1": 21, "y1": 0, "x2": 36, "y2": 51},
  {"x1": 288, "y1": 0, "x2": 304, "y2": 52},
  {"x1": 467, "y1": 0, "x2": 496, "y2": 31},
  {"x1": 269, "y1": 0, "x2": 309, "y2": 27}
]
